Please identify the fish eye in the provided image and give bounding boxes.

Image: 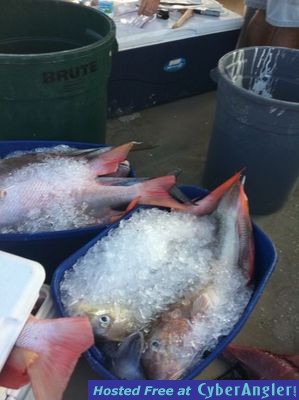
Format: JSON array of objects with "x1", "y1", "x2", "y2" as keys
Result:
[
  {"x1": 98, "y1": 314, "x2": 111, "y2": 328},
  {"x1": 0, "y1": 190, "x2": 7, "y2": 199},
  {"x1": 150, "y1": 340, "x2": 160, "y2": 351}
]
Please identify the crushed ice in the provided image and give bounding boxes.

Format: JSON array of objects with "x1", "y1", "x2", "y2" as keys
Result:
[
  {"x1": 3, "y1": 145, "x2": 77, "y2": 160},
  {"x1": 61, "y1": 208, "x2": 252, "y2": 348},
  {"x1": 0, "y1": 146, "x2": 106, "y2": 233},
  {"x1": 182, "y1": 263, "x2": 252, "y2": 371},
  {"x1": 61, "y1": 209, "x2": 217, "y2": 327}
]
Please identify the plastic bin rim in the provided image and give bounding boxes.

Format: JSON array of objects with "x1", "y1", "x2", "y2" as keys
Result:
[
  {"x1": 0, "y1": 140, "x2": 112, "y2": 239},
  {"x1": 217, "y1": 45, "x2": 299, "y2": 109},
  {"x1": 0, "y1": 1, "x2": 116, "y2": 62}
]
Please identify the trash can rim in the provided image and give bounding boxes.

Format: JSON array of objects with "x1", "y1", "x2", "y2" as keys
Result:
[
  {"x1": 218, "y1": 45, "x2": 299, "y2": 109},
  {"x1": 0, "y1": 1, "x2": 116, "y2": 62}
]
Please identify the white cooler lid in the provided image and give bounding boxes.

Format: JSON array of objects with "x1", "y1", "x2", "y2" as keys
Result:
[
  {"x1": 0, "y1": 252, "x2": 45, "y2": 371},
  {"x1": 114, "y1": 4, "x2": 243, "y2": 51}
]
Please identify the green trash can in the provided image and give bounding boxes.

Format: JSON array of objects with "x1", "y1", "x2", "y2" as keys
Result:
[{"x1": 0, "y1": 0, "x2": 117, "y2": 143}]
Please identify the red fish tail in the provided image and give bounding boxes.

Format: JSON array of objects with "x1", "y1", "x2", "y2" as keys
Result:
[
  {"x1": 90, "y1": 142, "x2": 135, "y2": 176},
  {"x1": 192, "y1": 171, "x2": 243, "y2": 215},
  {"x1": 0, "y1": 347, "x2": 36, "y2": 389},
  {"x1": 283, "y1": 355, "x2": 299, "y2": 369},
  {"x1": 137, "y1": 176, "x2": 186, "y2": 209},
  {"x1": 17, "y1": 317, "x2": 94, "y2": 400},
  {"x1": 223, "y1": 344, "x2": 299, "y2": 380}
]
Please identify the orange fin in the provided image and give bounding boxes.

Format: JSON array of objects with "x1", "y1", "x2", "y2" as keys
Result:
[
  {"x1": 238, "y1": 180, "x2": 255, "y2": 283},
  {"x1": 0, "y1": 347, "x2": 37, "y2": 389},
  {"x1": 124, "y1": 196, "x2": 140, "y2": 213},
  {"x1": 137, "y1": 176, "x2": 186, "y2": 209},
  {"x1": 16, "y1": 317, "x2": 94, "y2": 400},
  {"x1": 89, "y1": 142, "x2": 135, "y2": 176},
  {"x1": 192, "y1": 171, "x2": 243, "y2": 216},
  {"x1": 109, "y1": 197, "x2": 141, "y2": 223}
]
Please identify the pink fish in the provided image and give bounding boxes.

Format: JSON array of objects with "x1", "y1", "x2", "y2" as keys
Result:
[
  {"x1": 0, "y1": 173, "x2": 184, "y2": 231},
  {"x1": 183, "y1": 171, "x2": 243, "y2": 215},
  {"x1": 0, "y1": 316, "x2": 94, "y2": 399},
  {"x1": 177, "y1": 171, "x2": 254, "y2": 282},
  {"x1": 86, "y1": 142, "x2": 135, "y2": 176},
  {"x1": 223, "y1": 344, "x2": 299, "y2": 379},
  {"x1": 141, "y1": 174, "x2": 254, "y2": 379},
  {"x1": 0, "y1": 142, "x2": 134, "y2": 178}
]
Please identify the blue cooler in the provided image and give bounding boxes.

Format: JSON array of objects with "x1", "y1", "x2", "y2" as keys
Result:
[
  {"x1": 108, "y1": 6, "x2": 242, "y2": 116},
  {"x1": 51, "y1": 185, "x2": 277, "y2": 380}
]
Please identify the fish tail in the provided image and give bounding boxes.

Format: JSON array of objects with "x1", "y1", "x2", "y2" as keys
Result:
[
  {"x1": 90, "y1": 142, "x2": 135, "y2": 176},
  {"x1": 0, "y1": 347, "x2": 37, "y2": 389},
  {"x1": 238, "y1": 181, "x2": 255, "y2": 283},
  {"x1": 192, "y1": 171, "x2": 243, "y2": 215},
  {"x1": 223, "y1": 344, "x2": 299, "y2": 380},
  {"x1": 18, "y1": 317, "x2": 94, "y2": 400},
  {"x1": 223, "y1": 344, "x2": 266, "y2": 369},
  {"x1": 283, "y1": 355, "x2": 299, "y2": 369},
  {"x1": 137, "y1": 176, "x2": 186, "y2": 209}
]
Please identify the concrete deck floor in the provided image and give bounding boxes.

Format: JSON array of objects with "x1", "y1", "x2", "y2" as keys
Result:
[
  {"x1": 64, "y1": 0, "x2": 298, "y2": 396},
  {"x1": 64, "y1": 93, "x2": 299, "y2": 398}
]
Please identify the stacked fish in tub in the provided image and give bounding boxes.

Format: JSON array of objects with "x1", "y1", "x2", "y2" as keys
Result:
[
  {"x1": 53, "y1": 168, "x2": 276, "y2": 379},
  {"x1": 0, "y1": 141, "x2": 276, "y2": 380},
  {"x1": 0, "y1": 141, "x2": 146, "y2": 233},
  {"x1": 0, "y1": 141, "x2": 179, "y2": 281}
]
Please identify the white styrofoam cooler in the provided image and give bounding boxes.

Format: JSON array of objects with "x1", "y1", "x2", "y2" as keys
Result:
[
  {"x1": 0, "y1": 251, "x2": 56, "y2": 400},
  {"x1": 0, "y1": 252, "x2": 45, "y2": 372},
  {"x1": 0, "y1": 285, "x2": 56, "y2": 400}
]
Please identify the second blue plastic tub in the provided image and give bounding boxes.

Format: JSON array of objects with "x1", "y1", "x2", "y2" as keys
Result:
[
  {"x1": 51, "y1": 185, "x2": 277, "y2": 380},
  {"x1": 0, "y1": 140, "x2": 132, "y2": 282}
]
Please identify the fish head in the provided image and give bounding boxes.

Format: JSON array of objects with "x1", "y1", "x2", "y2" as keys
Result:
[
  {"x1": 110, "y1": 331, "x2": 146, "y2": 380},
  {"x1": 142, "y1": 314, "x2": 194, "y2": 379},
  {"x1": 75, "y1": 303, "x2": 137, "y2": 342}
]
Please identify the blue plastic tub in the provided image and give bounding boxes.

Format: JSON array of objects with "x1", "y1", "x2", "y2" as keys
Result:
[
  {"x1": 51, "y1": 185, "x2": 277, "y2": 380},
  {"x1": 0, "y1": 140, "x2": 130, "y2": 283}
]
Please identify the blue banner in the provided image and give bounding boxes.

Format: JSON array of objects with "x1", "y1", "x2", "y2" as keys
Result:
[{"x1": 88, "y1": 381, "x2": 298, "y2": 400}]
